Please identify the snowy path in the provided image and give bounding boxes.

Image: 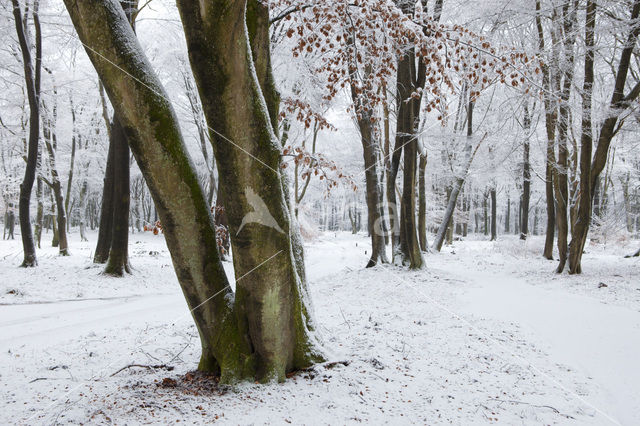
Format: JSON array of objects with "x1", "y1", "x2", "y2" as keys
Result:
[
  {"x1": 0, "y1": 293, "x2": 184, "y2": 347},
  {"x1": 454, "y1": 267, "x2": 640, "y2": 425}
]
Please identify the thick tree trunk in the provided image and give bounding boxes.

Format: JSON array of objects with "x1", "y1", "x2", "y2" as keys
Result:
[
  {"x1": 13, "y1": 0, "x2": 40, "y2": 267},
  {"x1": 177, "y1": 0, "x2": 325, "y2": 381},
  {"x1": 64, "y1": 0, "x2": 256, "y2": 383}
]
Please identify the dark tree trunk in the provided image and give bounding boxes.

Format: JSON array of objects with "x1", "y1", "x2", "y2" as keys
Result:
[
  {"x1": 569, "y1": 0, "x2": 640, "y2": 273},
  {"x1": 521, "y1": 104, "x2": 531, "y2": 240},
  {"x1": 505, "y1": 197, "x2": 510, "y2": 233},
  {"x1": 418, "y1": 153, "x2": 427, "y2": 251},
  {"x1": 94, "y1": 134, "x2": 114, "y2": 263},
  {"x1": 490, "y1": 188, "x2": 497, "y2": 241},
  {"x1": 554, "y1": 2, "x2": 578, "y2": 273},
  {"x1": 392, "y1": 3, "x2": 423, "y2": 269},
  {"x1": 13, "y1": 0, "x2": 41, "y2": 267},
  {"x1": 357, "y1": 112, "x2": 389, "y2": 267},
  {"x1": 94, "y1": 2, "x2": 135, "y2": 271},
  {"x1": 104, "y1": 118, "x2": 130, "y2": 275},
  {"x1": 536, "y1": 0, "x2": 557, "y2": 260}
]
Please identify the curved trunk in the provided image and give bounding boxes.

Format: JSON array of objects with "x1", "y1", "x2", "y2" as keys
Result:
[
  {"x1": 177, "y1": 0, "x2": 325, "y2": 381},
  {"x1": 64, "y1": 0, "x2": 254, "y2": 382}
]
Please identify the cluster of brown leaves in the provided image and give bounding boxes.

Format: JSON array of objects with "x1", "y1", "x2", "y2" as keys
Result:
[
  {"x1": 280, "y1": 97, "x2": 336, "y2": 130},
  {"x1": 272, "y1": 0, "x2": 538, "y2": 122},
  {"x1": 282, "y1": 145, "x2": 358, "y2": 194}
]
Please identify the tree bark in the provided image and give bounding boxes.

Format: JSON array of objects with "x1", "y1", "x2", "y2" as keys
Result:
[
  {"x1": 569, "y1": 0, "x2": 640, "y2": 273},
  {"x1": 177, "y1": 0, "x2": 325, "y2": 381},
  {"x1": 64, "y1": 0, "x2": 257, "y2": 383},
  {"x1": 104, "y1": 117, "x2": 130, "y2": 275},
  {"x1": 490, "y1": 188, "x2": 497, "y2": 241},
  {"x1": 43, "y1": 108, "x2": 69, "y2": 256},
  {"x1": 520, "y1": 104, "x2": 531, "y2": 239},
  {"x1": 418, "y1": 153, "x2": 427, "y2": 251},
  {"x1": 94, "y1": 132, "x2": 114, "y2": 263},
  {"x1": 536, "y1": 0, "x2": 557, "y2": 260},
  {"x1": 13, "y1": 0, "x2": 41, "y2": 267}
]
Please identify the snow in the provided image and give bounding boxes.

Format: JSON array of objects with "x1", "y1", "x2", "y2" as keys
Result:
[{"x1": 1, "y1": 230, "x2": 639, "y2": 424}]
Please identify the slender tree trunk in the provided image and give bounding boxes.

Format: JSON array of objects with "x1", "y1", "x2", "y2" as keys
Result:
[
  {"x1": 569, "y1": 0, "x2": 640, "y2": 273},
  {"x1": 536, "y1": 0, "x2": 557, "y2": 260},
  {"x1": 521, "y1": 104, "x2": 531, "y2": 239},
  {"x1": 104, "y1": 118, "x2": 130, "y2": 275},
  {"x1": 94, "y1": 132, "x2": 114, "y2": 262},
  {"x1": 490, "y1": 188, "x2": 497, "y2": 241},
  {"x1": 13, "y1": 0, "x2": 41, "y2": 267},
  {"x1": 418, "y1": 153, "x2": 427, "y2": 251},
  {"x1": 34, "y1": 175, "x2": 43, "y2": 248},
  {"x1": 433, "y1": 101, "x2": 480, "y2": 251}
]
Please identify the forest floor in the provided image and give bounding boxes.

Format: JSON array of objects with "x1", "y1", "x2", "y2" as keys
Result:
[{"x1": 1, "y1": 229, "x2": 639, "y2": 425}]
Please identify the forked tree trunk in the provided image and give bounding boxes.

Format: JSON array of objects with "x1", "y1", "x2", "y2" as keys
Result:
[
  {"x1": 13, "y1": 0, "x2": 41, "y2": 267},
  {"x1": 392, "y1": 5, "x2": 423, "y2": 268},
  {"x1": 177, "y1": 0, "x2": 326, "y2": 380},
  {"x1": 64, "y1": 0, "x2": 258, "y2": 383}
]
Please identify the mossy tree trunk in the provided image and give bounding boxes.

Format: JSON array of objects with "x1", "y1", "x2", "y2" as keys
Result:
[
  {"x1": 63, "y1": 0, "x2": 258, "y2": 382},
  {"x1": 177, "y1": 0, "x2": 325, "y2": 381}
]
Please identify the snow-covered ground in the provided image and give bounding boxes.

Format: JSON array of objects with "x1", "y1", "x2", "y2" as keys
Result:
[{"x1": 1, "y1": 230, "x2": 639, "y2": 424}]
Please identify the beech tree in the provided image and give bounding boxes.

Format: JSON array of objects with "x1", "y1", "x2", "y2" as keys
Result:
[{"x1": 63, "y1": 0, "x2": 324, "y2": 382}]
